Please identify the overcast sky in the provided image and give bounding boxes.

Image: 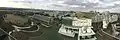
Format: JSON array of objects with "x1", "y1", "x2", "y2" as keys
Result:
[{"x1": 0, "y1": 0, "x2": 120, "y2": 12}]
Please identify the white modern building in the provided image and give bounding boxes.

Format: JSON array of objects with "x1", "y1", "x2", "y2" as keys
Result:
[
  {"x1": 110, "y1": 15, "x2": 118, "y2": 22},
  {"x1": 78, "y1": 27, "x2": 97, "y2": 40},
  {"x1": 58, "y1": 17, "x2": 96, "y2": 40},
  {"x1": 103, "y1": 14, "x2": 118, "y2": 29},
  {"x1": 103, "y1": 19, "x2": 108, "y2": 29},
  {"x1": 72, "y1": 18, "x2": 92, "y2": 27}
]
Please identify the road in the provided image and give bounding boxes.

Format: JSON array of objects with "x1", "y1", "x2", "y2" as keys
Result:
[{"x1": 92, "y1": 21, "x2": 120, "y2": 40}]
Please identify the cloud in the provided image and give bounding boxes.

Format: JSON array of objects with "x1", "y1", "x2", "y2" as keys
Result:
[{"x1": 0, "y1": 0, "x2": 120, "y2": 12}]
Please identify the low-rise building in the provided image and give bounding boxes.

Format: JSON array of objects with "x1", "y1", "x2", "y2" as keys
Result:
[
  {"x1": 32, "y1": 14, "x2": 54, "y2": 27},
  {"x1": 78, "y1": 27, "x2": 96, "y2": 40},
  {"x1": 58, "y1": 17, "x2": 96, "y2": 40}
]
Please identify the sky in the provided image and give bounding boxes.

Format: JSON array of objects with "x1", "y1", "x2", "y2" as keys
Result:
[{"x1": 0, "y1": 0, "x2": 120, "y2": 12}]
